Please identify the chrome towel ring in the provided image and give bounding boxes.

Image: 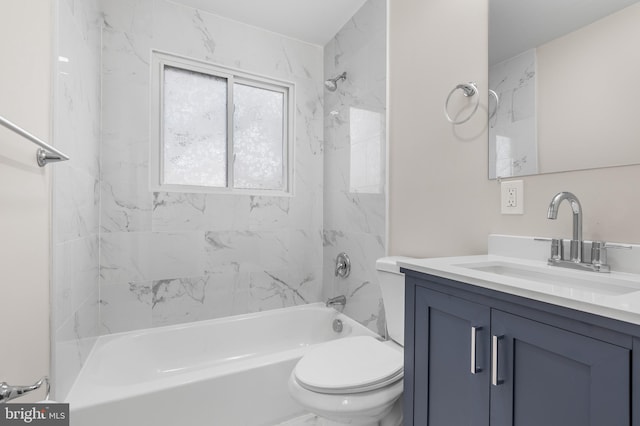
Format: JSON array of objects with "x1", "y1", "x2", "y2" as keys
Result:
[
  {"x1": 444, "y1": 82, "x2": 479, "y2": 125},
  {"x1": 488, "y1": 89, "x2": 500, "y2": 120}
]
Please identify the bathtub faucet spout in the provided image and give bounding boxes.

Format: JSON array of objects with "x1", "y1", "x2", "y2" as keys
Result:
[{"x1": 326, "y1": 295, "x2": 346, "y2": 310}]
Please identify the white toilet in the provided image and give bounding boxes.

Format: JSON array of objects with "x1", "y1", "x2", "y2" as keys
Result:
[{"x1": 288, "y1": 257, "x2": 410, "y2": 426}]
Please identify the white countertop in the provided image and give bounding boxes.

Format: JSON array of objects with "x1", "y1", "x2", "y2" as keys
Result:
[{"x1": 398, "y1": 254, "x2": 640, "y2": 326}]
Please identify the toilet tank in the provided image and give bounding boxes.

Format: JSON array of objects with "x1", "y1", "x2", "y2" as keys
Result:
[{"x1": 376, "y1": 257, "x2": 413, "y2": 346}]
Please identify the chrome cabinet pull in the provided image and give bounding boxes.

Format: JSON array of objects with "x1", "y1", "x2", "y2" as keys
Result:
[
  {"x1": 471, "y1": 326, "x2": 482, "y2": 374},
  {"x1": 491, "y1": 335, "x2": 504, "y2": 386}
]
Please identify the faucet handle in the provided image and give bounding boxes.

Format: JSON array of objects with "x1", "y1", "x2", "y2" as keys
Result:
[
  {"x1": 536, "y1": 237, "x2": 564, "y2": 262},
  {"x1": 604, "y1": 242, "x2": 633, "y2": 250},
  {"x1": 335, "y1": 252, "x2": 351, "y2": 278},
  {"x1": 592, "y1": 241, "x2": 632, "y2": 264},
  {"x1": 549, "y1": 238, "x2": 564, "y2": 261},
  {"x1": 590, "y1": 241, "x2": 632, "y2": 272},
  {"x1": 590, "y1": 241, "x2": 608, "y2": 267}
]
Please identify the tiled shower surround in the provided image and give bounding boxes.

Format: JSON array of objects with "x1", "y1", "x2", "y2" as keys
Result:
[
  {"x1": 98, "y1": 0, "x2": 324, "y2": 332},
  {"x1": 323, "y1": 0, "x2": 388, "y2": 335},
  {"x1": 53, "y1": 0, "x2": 102, "y2": 400},
  {"x1": 52, "y1": 0, "x2": 386, "y2": 398}
]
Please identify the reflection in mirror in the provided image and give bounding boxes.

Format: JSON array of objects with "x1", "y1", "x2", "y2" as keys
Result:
[
  {"x1": 488, "y1": 0, "x2": 640, "y2": 179},
  {"x1": 349, "y1": 107, "x2": 384, "y2": 194}
]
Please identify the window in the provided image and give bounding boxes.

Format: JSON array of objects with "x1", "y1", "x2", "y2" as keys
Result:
[{"x1": 151, "y1": 51, "x2": 294, "y2": 194}]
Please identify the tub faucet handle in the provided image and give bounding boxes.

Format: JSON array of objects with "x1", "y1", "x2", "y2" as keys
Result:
[
  {"x1": 335, "y1": 252, "x2": 351, "y2": 278},
  {"x1": 0, "y1": 377, "x2": 49, "y2": 403}
]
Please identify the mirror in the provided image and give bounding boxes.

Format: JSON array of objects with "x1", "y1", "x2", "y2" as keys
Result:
[{"x1": 488, "y1": 0, "x2": 640, "y2": 179}]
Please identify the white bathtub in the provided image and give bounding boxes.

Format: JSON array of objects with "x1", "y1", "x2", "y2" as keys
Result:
[{"x1": 66, "y1": 303, "x2": 378, "y2": 426}]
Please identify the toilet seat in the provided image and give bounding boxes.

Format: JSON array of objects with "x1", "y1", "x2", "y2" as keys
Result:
[{"x1": 294, "y1": 336, "x2": 403, "y2": 395}]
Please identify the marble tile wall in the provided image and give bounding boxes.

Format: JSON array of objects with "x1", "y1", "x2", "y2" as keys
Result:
[
  {"x1": 52, "y1": 0, "x2": 102, "y2": 400},
  {"x1": 323, "y1": 0, "x2": 388, "y2": 335},
  {"x1": 98, "y1": 0, "x2": 324, "y2": 333},
  {"x1": 489, "y1": 49, "x2": 538, "y2": 179},
  {"x1": 52, "y1": 1, "x2": 387, "y2": 399}
]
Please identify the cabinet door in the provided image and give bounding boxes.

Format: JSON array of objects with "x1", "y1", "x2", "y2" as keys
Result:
[
  {"x1": 491, "y1": 310, "x2": 630, "y2": 426},
  {"x1": 413, "y1": 287, "x2": 491, "y2": 426}
]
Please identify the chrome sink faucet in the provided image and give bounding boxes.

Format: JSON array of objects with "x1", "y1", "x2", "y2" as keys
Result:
[
  {"x1": 544, "y1": 191, "x2": 633, "y2": 273},
  {"x1": 547, "y1": 191, "x2": 583, "y2": 263}
]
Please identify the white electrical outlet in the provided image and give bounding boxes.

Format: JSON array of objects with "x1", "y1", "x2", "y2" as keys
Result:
[
  {"x1": 501, "y1": 180, "x2": 524, "y2": 214},
  {"x1": 506, "y1": 188, "x2": 517, "y2": 207}
]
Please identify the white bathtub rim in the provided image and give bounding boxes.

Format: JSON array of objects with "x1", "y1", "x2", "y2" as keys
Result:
[
  {"x1": 100, "y1": 302, "x2": 335, "y2": 343},
  {"x1": 66, "y1": 303, "x2": 378, "y2": 410},
  {"x1": 68, "y1": 347, "x2": 309, "y2": 410},
  {"x1": 85, "y1": 302, "x2": 349, "y2": 387}
]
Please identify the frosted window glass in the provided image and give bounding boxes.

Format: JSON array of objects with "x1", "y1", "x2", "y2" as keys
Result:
[
  {"x1": 163, "y1": 66, "x2": 227, "y2": 187},
  {"x1": 349, "y1": 107, "x2": 383, "y2": 194},
  {"x1": 233, "y1": 83, "x2": 285, "y2": 190}
]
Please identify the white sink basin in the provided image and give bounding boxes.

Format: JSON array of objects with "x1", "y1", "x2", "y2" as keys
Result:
[
  {"x1": 397, "y1": 236, "x2": 640, "y2": 326},
  {"x1": 455, "y1": 260, "x2": 640, "y2": 296}
]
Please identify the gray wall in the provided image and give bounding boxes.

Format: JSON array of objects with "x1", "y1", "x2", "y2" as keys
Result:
[
  {"x1": 389, "y1": 0, "x2": 640, "y2": 258},
  {"x1": 0, "y1": 0, "x2": 52, "y2": 403}
]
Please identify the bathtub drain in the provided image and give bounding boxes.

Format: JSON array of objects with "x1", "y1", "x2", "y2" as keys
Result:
[{"x1": 332, "y1": 319, "x2": 343, "y2": 333}]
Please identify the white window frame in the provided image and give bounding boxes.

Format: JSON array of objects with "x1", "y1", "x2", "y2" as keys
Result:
[{"x1": 150, "y1": 50, "x2": 295, "y2": 196}]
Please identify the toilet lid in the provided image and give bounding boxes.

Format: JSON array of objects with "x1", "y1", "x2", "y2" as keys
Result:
[{"x1": 294, "y1": 336, "x2": 404, "y2": 394}]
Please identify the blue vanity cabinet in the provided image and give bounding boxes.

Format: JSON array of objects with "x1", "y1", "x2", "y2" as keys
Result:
[
  {"x1": 411, "y1": 286, "x2": 491, "y2": 426},
  {"x1": 491, "y1": 309, "x2": 629, "y2": 426},
  {"x1": 404, "y1": 272, "x2": 632, "y2": 426}
]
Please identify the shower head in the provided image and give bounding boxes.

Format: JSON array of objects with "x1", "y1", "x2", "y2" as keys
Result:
[{"x1": 324, "y1": 72, "x2": 347, "y2": 92}]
